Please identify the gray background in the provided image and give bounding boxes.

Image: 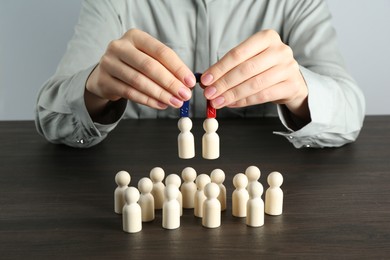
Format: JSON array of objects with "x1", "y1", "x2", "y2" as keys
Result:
[{"x1": 1, "y1": 0, "x2": 389, "y2": 120}]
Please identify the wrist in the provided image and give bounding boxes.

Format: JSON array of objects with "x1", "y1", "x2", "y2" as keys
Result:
[
  {"x1": 84, "y1": 88, "x2": 110, "y2": 121},
  {"x1": 285, "y1": 95, "x2": 311, "y2": 124}
]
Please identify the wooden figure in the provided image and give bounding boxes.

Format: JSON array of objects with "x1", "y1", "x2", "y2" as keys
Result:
[
  {"x1": 122, "y1": 187, "x2": 142, "y2": 233},
  {"x1": 245, "y1": 165, "x2": 261, "y2": 188},
  {"x1": 202, "y1": 118, "x2": 219, "y2": 160},
  {"x1": 265, "y1": 171, "x2": 284, "y2": 216},
  {"x1": 178, "y1": 117, "x2": 195, "y2": 159},
  {"x1": 246, "y1": 182, "x2": 264, "y2": 227},
  {"x1": 232, "y1": 173, "x2": 249, "y2": 217},
  {"x1": 162, "y1": 184, "x2": 180, "y2": 229},
  {"x1": 180, "y1": 167, "x2": 197, "y2": 209},
  {"x1": 210, "y1": 168, "x2": 227, "y2": 211},
  {"x1": 114, "y1": 170, "x2": 131, "y2": 214},
  {"x1": 149, "y1": 167, "x2": 165, "y2": 210},
  {"x1": 165, "y1": 174, "x2": 183, "y2": 216},
  {"x1": 202, "y1": 183, "x2": 221, "y2": 228},
  {"x1": 137, "y1": 177, "x2": 155, "y2": 222},
  {"x1": 194, "y1": 174, "x2": 211, "y2": 218}
]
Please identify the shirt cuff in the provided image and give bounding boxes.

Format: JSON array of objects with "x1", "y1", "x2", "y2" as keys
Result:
[
  {"x1": 65, "y1": 65, "x2": 127, "y2": 143},
  {"x1": 274, "y1": 66, "x2": 336, "y2": 148}
]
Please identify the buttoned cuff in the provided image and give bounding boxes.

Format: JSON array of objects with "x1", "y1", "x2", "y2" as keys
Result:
[
  {"x1": 274, "y1": 66, "x2": 336, "y2": 148},
  {"x1": 65, "y1": 65, "x2": 127, "y2": 146}
]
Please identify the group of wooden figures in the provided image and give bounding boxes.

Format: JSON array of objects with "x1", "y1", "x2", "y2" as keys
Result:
[{"x1": 114, "y1": 166, "x2": 283, "y2": 233}]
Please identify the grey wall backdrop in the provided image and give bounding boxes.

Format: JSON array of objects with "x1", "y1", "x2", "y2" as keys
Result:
[{"x1": 1, "y1": 0, "x2": 389, "y2": 120}]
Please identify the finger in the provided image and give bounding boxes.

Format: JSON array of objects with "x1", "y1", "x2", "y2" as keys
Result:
[
  {"x1": 103, "y1": 57, "x2": 184, "y2": 108},
  {"x1": 209, "y1": 64, "x2": 287, "y2": 109},
  {"x1": 102, "y1": 74, "x2": 170, "y2": 110},
  {"x1": 116, "y1": 42, "x2": 192, "y2": 102},
  {"x1": 201, "y1": 30, "x2": 279, "y2": 86},
  {"x1": 203, "y1": 45, "x2": 283, "y2": 100},
  {"x1": 227, "y1": 81, "x2": 297, "y2": 108},
  {"x1": 129, "y1": 29, "x2": 196, "y2": 88}
]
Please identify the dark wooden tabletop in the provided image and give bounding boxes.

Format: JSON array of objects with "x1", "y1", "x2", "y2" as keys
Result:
[{"x1": 0, "y1": 116, "x2": 389, "y2": 259}]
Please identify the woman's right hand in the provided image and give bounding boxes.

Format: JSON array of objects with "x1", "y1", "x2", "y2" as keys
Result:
[{"x1": 85, "y1": 29, "x2": 196, "y2": 116}]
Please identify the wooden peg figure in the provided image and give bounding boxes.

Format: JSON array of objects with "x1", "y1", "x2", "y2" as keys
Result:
[
  {"x1": 122, "y1": 187, "x2": 142, "y2": 233},
  {"x1": 165, "y1": 174, "x2": 183, "y2": 216},
  {"x1": 137, "y1": 177, "x2": 155, "y2": 222},
  {"x1": 202, "y1": 182, "x2": 221, "y2": 228},
  {"x1": 202, "y1": 118, "x2": 220, "y2": 160},
  {"x1": 149, "y1": 167, "x2": 165, "y2": 210},
  {"x1": 180, "y1": 167, "x2": 197, "y2": 209},
  {"x1": 114, "y1": 170, "x2": 131, "y2": 214},
  {"x1": 265, "y1": 171, "x2": 284, "y2": 215},
  {"x1": 194, "y1": 174, "x2": 211, "y2": 218},
  {"x1": 245, "y1": 166, "x2": 261, "y2": 187},
  {"x1": 232, "y1": 173, "x2": 249, "y2": 217},
  {"x1": 210, "y1": 168, "x2": 227, "y2": 211},
  {"x1": 246, "y1": 182, "x2": 264, "y2": 227},
  {"x1": 162, "y1": 184, "x2": 180, "y2": 229},
  {"x1": 178, "y1": 117, "x2": 195, "y2": 159}
]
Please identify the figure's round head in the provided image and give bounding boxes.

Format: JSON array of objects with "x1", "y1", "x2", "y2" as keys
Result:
[
  {"x1": 138, "y1": 177, "x2": 153, "y2": 194},
  {"x1": 203, "y1": 118, "x2": 218, "y2": 132},
  {"x1": 204, "y1": 182, "x2": 220, "y2": 199},
  {"x1": 181, "y1": 167, "x2": 197, "y2": 182},
  {"x1": 165, "y1": 174, "x2": 181, "y2": 188},
  {"x1": 247, "y1": 181, "x2": 263, "y2": 198},
  {"x1": 245, "y1": 166, "x2": 261, "y2": 182},
  {"x1": 196, "y1": 174, "x2": 211, "y2": 190},
  {"x1": 115, "y1": 170, "x2": 131, "y2": 187},
  {"x1": 233, "y1": 173, "x2": 248, "y2": 189},
  {"x1": 124, "y1": 187, "x2": 140, "y2": 204},
  {"x1": 210, "y1": 169, "x2": 225, "y2": 184},
  {"x1": 267, "y1": 171, "x2": 283, "y2": 187},
  {"x1": 178, "y1": 117, "x2": 192, "y2": 131},
  {"x1": 165, "y1": 184, "x2": 179, "y2": 201},
  {"x1": 150, "y1": 167, "x2": 165, "y2": 182}
]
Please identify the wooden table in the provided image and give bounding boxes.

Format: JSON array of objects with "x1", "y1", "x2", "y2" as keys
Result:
[{"x1": 0, "y1": 116, "x2": 389, "y2": 259}]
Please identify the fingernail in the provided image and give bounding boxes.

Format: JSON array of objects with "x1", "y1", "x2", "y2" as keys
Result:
[
  {"x1": 204, "y1": 87, "x2": 217, "y2": 99},
  {"x1": 202, "y1": 73, "x2": 214, "y2": 85},
  {"x1": 170, "y1": 96, "x2": 183, "y2": 107},
  {"x1": 184, "y1": 74, "x2": 196, "y2": 87},
  {"x1": 179, "y1": 87, "x2": 192, "y2": 100},
  {"x1": 213, "y1": 96, "x2": 225, "y2": 108},
  {"x1": 157, "y1": 101, "x2": 168, "y2": 109}
]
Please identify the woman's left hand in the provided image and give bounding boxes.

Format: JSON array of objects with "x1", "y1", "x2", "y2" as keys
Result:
[{"x1": 201, "y1": 29, "x2": 310, "y2": 120}]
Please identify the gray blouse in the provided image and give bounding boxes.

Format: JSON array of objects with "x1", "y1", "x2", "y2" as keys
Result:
[{"x1": 35, "y1": 0, "x2": 365, "y2": 148}]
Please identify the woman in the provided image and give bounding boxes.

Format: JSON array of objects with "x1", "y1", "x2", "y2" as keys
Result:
[{"x1": 35, "y1": 0, "x2": 365, "y2": 148}]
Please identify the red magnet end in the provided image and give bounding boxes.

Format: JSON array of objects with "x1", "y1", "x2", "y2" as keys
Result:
[{"x1": 207, "y1": 100, "x2": 216, "y2": 118}]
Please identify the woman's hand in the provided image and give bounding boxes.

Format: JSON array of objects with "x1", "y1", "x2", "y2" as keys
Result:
[
  {"x1": 85, "y1": 29, "x2": 196, "y2": 117},
  {"x1": 201, "y1": 29, "x2": 310, "y2": 120}
]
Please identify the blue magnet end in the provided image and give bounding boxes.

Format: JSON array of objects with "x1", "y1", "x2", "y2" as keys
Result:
[
  {"x1": 194, "y1": 73, "x2": 202, "y2": 83},
  {"x1": 179, "y1": 73, "x2": 202, "y2": 117},
  {"x1": 180, "y1": 100, "x2": 190, "y2": 117}
]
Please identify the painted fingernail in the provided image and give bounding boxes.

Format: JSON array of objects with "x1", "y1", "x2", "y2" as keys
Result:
[
  {"x1": 157, "y1": 101, "x2": 168, "y2": 109},
  {"x1": 204, "y1": 87, "x2": 217, "y2": 99},
  {"x1": 184, "y1": 74, "x2": 196, "y2": 87},
  {"x1": 179, "y1": 87, "x2": 192, "y2": 100},
  {"x1": 213, "y1": 96, "x2": 225, "y2": 108},
  {"x1": 202, "y1": 73, "x2": 214, "y2": 85},
  {"x1": 170, "y1": 96, "x2": 183, "y2": 107}
]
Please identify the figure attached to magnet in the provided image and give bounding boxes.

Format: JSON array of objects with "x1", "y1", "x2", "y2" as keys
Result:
[{"x1": 177, "y1": 73, "x2": 220, "y2": 160}]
